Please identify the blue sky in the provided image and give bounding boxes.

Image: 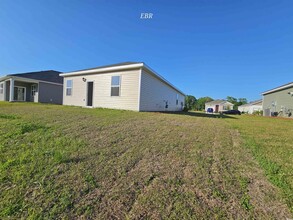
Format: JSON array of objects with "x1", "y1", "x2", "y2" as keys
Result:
[{"x1": 0, "y1": 0, "x2": 292, "y2": 101}]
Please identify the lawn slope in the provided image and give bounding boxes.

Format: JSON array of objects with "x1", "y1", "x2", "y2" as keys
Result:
[
  {"x1": 0, "y1": 102, "x2": 291, "y2": 219},
  {"x1": 227, "y1": 115, "x2": 293, "y2": 213}
]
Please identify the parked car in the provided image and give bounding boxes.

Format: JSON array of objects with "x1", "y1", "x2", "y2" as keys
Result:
[
  {"x1": 222, "y1": 110, "x2": 241, "y2": 115},
  {"x1": 207, "y1": 108, "x2": 213, "y2": 113}
]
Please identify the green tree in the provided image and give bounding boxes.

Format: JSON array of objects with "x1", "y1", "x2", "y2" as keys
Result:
[
  {"x1": 226, "y1": 96, "x2": 237, "y2": 105},
  {"x1": 226, "y1": 96, "x2": 248, "y2": 109},
  {"x1": 234, "y1": 98, "x2": 248, "y2": 109},
  {"x1": 195, "y1": 97, "x2": 213, "y2": 111},
  {"x1": 184, "y1": 95, "x2": 197, "y2": 110},
  {"x1": 238, "y1": 98, "x2": 248, "y2": 106}
]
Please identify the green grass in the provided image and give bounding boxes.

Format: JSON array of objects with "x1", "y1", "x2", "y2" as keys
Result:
[
  {"x1": 0, "y1": 102, "x2": 292, "y2": 219},
  {"x1": 227, "y1": 115, "x2": 293, "y2": 213}
]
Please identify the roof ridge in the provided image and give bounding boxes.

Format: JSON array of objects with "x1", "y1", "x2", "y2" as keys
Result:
[
  {"x1": 5, "y1": 70, "x2": 63, "y2": 84},
  {"x1": 8, "y1": 70, "x2": 61, "y2": 76},
  {"x1": 60, "y1": 62, "x2": 185, "y2": 95},
  {"x1": 64, "y1": 62, "x2": 142, "y2": 73},
  {"x1": 262, "y1": 81, "x2": 293, "y2": 95}
]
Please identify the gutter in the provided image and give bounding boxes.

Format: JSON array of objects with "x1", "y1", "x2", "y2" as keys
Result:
[
  {"x1": 262, "y1": 82, "x2": 293, "y2": 95},
  {"x1": 60, "y1": 63, "x2": 185, "y2": 96},
  {"x1": 59, "y1": 63, "x2": 144, "y2": 76}
]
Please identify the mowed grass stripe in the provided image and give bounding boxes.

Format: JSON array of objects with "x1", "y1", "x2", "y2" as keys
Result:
[
  {"x1": 226, "y1": 115, "x2": 293, "y2": 214},
  {"x1": 0, "y1": 102, "x2": 291, "y2": 219}
]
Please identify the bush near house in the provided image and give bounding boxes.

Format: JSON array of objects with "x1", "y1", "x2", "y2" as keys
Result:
[{"x1": 252, "y1": 110, "x2": 263, "y2": 116}]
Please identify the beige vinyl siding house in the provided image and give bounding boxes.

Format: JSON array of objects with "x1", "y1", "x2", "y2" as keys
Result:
[
  {"x1": 139, "y1": 69, "x2": 185, "y2": 111},
  {"x1": 60, "y1": 62, "x2": 185, "y2": 112},
  {"x1": 205, "y1": 100, "x2": 234, "y2": 113},
  {"x1": 62, "y1": 69, "x2": 140, "y2": 111},
  {"x1": 262, "y1": 82, "x2": 293, "y2": 117}
]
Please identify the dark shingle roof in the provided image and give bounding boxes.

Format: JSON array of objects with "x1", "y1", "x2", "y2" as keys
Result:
[{"x1": 9, "y1": 70, "x2": 63, "y2": 84}]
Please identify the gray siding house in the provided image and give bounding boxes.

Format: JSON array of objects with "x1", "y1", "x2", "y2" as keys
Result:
[
  {"x1": 262, "y1": 82, "x2": 293, "y2": 117},
  {"x1": 60, "y1": 62, "x2": 185, "y2": 111},
  {"x1": 0, "y1": 70, "x2": 63, "y2": 104}
]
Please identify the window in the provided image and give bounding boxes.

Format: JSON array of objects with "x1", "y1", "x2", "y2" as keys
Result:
[
  {"x1": 111, "y1": 76, "x2": 120, "y2": 96},
  {"x1": 66, "y1": 80, "x2": 73, "y2": 96},
  {"x1": 0, "y1": 83, "x2": 3, "y2": 94},
  {"x1": 31, "y1": 85, "x2": 37, "y2": 96},
  {"x1": 223, "y1": 105, "x2": 231, "y2": 110},
  {"x1": 176, "y1": 94, "x2": 179, "y2": 105}
]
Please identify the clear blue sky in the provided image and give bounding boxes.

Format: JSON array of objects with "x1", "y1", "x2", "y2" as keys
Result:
[{"x1": 1, "y1": 0, "x2": 293, "y2": 101}]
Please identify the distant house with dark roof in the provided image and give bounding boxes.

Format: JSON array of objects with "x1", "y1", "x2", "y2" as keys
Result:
[
  {"x1": 238, "y1": 100, "x2": 262, "y2": 114},
  {"x1": 262, "y1": 82, "x2": 293, "y2": 117},
  {"x1": 0, "y1": 70, "x2": 63, "y2": 104},
  {"x1": 60, "y1": 62, "x2": 185, "y2": 111},
  {"x1": 205, "y1": 100, "x2": 234, "y2": 113}
]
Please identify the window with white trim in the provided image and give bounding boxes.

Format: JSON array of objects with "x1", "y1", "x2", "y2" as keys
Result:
[
  {"x1": 66, "y1": 80, "x2": 73, "y2": 96},
  {"x1": 0, "y1": 83, "x2": 3, "y2": 94},
  {"x1": 111, "y1": 76, "x2": 120, "y2": 96},
  {"x1": 223, "y1": 105, "x2": 230, "y2": 110},
  {"x1": 31, "y1": 85, "x2": 37, "y2": 96},
  {"x1": 176, "y1": 94, "x2": 179, "y2": 105}
]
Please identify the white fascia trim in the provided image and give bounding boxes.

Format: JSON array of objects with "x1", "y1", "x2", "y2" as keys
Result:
[
  {"x1": 59, "y1": 63, "x2": 144, "y2": 76},
  {"x1": 60, "y1": 62, "x2": 185, "y2": 96},
  {"x1": 0, "y1": 76, "x2": 9, "y2": 82},
  {"x1": 142, "y1": 64, "x2": 185, "y2": 96},
  {"x1": 39, "y1": 80, "x2": 63, "y2": 86},
  {"x1": 262, "y1": 82, "x2": 293, "y2": 95},
  {"x1": 225, "y1": 101, "x2": 234, "y2": 105},
  {"x1": 0, "y1": 76, "x2": 62, "y2": 86},
  {"x1": 206, "y1": 101, "x2": 233, "y2": 106}
]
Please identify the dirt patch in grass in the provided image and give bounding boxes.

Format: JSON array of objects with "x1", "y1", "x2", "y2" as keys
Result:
[
  {"x1": 227, "y1": 115, "x2": 293, "y2": 214},
  {"x1": 0, "y1": 102, "x2": 291, "y2": 219}
]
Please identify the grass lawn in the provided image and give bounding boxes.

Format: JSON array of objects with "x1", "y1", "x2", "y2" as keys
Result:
[{"x1": 0, "y1": 102, "x2": 292, "y2": 219}]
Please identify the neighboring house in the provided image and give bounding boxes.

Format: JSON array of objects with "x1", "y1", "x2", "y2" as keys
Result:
[
  {"x1": 60, "y1": 62, "x2": 185, "y2": 111},
  {"x1": 205, "y1": 100, "x2": 234, "y2": 113},
  {"x1": 0, "y1": 70, "x2": 63, "y2": 104},
  {"x1": 238, "y1": 100, "x2": 263, "y2": 114},
  {"x1": 262, "y1": 82, "x2": 293, "y2": 117}
]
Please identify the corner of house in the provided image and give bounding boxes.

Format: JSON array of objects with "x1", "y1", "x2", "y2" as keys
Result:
[{"x1": 137, "y1": 68, "x2": 142, "y2": 111}]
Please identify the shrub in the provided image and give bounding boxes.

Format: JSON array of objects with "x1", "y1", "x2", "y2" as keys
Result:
[{"x1": 252, "y1": 110, "x2": 263, "y2": 116}]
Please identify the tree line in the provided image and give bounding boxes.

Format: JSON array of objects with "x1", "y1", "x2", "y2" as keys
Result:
[{"x1": 184, "y1": 95, "x2": 248, "y2": 111}]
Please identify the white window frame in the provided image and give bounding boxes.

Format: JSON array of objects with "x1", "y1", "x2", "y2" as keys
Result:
[
  {"x1": 66, "y1": 80, "x2": 73, "y2": 96},
  {"x1": 14, "y1": 86, "x2": 26, "y2": 101},
  {"x1": 0, "y1": 83, "x2": 3, "y2": 94},
  {"x1": 31, "y1": 84, "x2": 37, "y2": 96},
  {"x1": 176, "y1": 94, "x2": 179, "y2": 105},
  {"x1": 111, "y1": 75, "x2": 121, "y2": 97}
]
